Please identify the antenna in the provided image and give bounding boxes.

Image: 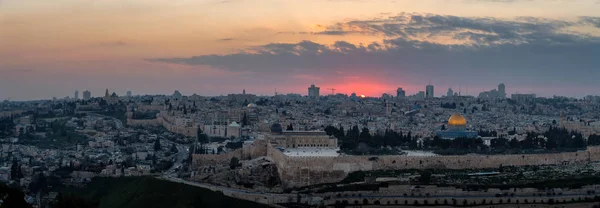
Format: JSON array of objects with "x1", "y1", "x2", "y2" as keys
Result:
[{"x1": 274, "y1": 88, "x2": 278, "y2": 96}]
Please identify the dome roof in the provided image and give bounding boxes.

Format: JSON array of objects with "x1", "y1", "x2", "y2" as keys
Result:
[
  {"x1": 247, "y1": 103, "x2": 257, "y2": 108},
  {"x1": 448, "y1": 113, "x2": 467, "y2": 126}
]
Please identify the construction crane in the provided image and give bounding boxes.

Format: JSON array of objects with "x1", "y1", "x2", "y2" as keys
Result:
[{"x1": 327, "y1": 88, "x2": 336, "y2": 95}]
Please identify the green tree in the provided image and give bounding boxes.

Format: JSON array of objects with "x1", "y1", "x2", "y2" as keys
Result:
[
  {"x1": 154, "y1": 140, "x2": 161, "y2": 151},
  {"x1": 418, "y1": 170, "x2": 432, "y2": 184},
  {"x1": 241, "y1": 113, "x2": 248, "y2": 127},
  {"x1": 170, "y1": 143, "x2": 178, "y2": 153},
  {"x1": 10, "y1": 159, "x2": 23, "y2": 180},
  {"x1": 229, "y1": 157, "x2": 240, "y2": 169}
]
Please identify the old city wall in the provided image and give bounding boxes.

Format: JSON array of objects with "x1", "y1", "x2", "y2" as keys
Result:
[
  {"x1": 192, "y1": 140, "x2": 600, "y2": 188},
  {"x1": 269, "y1": 146, "x2": 600, "y2": 188},
  {"x1": 157, "y1": 115, "x2": 197, "y2": 137}
]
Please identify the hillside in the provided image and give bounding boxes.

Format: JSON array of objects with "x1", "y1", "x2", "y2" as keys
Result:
[{"x1": 63, "y1": 176, "x2": 268, "y2": 208}]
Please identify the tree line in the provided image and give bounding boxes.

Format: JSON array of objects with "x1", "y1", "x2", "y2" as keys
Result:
[{"x1": 325, "y1": 125, "x2": 591, "y2": 155}]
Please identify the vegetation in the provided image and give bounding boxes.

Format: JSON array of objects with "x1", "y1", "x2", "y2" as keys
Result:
[
  {"x1": 325, "y1": 125, "x2": 589, "y2": 155},
  {"x1": 131, "y1": 110, "x2": 159, "y2": 120},
  {"x1": 19, "y1": 119, "x2": 89, "y2": 149},
  {"x1": 230, "y1": 157, "x2": 240, "y2": 169},
  {"x1": 59, "y1": 176, "x2": 267, "y2": 208},
  {"x1": 0, "y1": 183, "x2": 31, "y2": 208}
]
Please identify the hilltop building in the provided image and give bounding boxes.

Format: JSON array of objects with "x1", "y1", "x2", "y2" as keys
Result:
[
  {"x1": 103, "y1": 89, "x2": 119, "y2": 104},
  {"x1": 267, "y1": 123, "x2": 337, "y2": 149},
  {"x1": 308, "y1": 84, "x2": 320, "y2": 99}
]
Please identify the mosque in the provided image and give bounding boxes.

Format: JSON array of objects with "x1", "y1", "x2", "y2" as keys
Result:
[{"x1": 436, "y1": 113, "x2": 478, "y2": 139}]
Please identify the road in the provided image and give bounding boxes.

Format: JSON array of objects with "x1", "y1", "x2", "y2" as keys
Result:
[
  {"x1": 158, "y1": 176, "x2": 293, "y2": 206},
  {"x1": 163, "y1": 143, "x2": 189, "y2": 177}
]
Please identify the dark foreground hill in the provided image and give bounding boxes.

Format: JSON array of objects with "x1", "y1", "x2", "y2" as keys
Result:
[{"x1": 59, "y1": 176, "x2": 268, "y2": 208}]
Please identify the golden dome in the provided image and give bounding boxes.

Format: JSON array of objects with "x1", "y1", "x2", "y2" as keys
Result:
[{"x1": 448, "y1": 113, "x2": 467, "y2": 126}]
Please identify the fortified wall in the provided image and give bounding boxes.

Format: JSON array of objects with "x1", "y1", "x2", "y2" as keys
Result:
[
  {"x1": 157, "y1": 113, "x2": 197, "y2": 137},
  {"x1": 192, "y1": 140, "x2": 600, "y2": 188},
  {"x1": 268, "y1": 145, "x2": 600, "y2": 188}
]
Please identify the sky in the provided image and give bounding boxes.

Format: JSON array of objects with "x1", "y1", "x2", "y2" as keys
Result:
[{"x1": 1, "y1": 0, "x2": 600, "y2": 100}]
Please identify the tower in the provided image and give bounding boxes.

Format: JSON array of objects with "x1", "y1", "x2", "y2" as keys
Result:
[
  {"x1": 498, "y1": 83, "x2": 506, "y2": 98},
  {"x1": 105, "y1": 89, "x2": 109, "y2": 97},
  {"x1": 74, "y1": 90, "x2": 79, "y2": 100},
  {"x1": 82, "y1": 90, "x2": 91, "y2": 100},
  {"x1": 308, "y1": 84, "x2": 320, "y2": 99},
  {"x1": 426, "y1": 84, "x2": 434, "y2": 98}
]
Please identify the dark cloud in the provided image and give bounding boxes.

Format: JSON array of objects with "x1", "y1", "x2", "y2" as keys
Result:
[
  {"x1": 218, "y1": 38, "x2": 235, "y2": 41},
  {"x1": 148, "y1": 14, "x2": 600, "y2": 91},
  {"x1": 581, "y1": 16, "x2": 600, "y2": 28}
]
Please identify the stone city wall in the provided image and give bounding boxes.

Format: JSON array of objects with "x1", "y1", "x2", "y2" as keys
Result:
[
  {"x1": 157, "y1": 115, "x2": 197, "y2": 137},
  {"x1": 193, "y1": 139, "x2": 600, "y2": 188},
  {"x1": 268, "y1": 145, "x2": 600, "y2": 188}
]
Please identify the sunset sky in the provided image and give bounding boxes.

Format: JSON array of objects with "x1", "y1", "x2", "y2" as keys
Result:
[{"x1": 2, "y1": 0, "x2": 600, "y2": 100}]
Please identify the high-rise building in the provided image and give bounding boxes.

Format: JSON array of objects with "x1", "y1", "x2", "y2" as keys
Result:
[
  {"x1": 447, "y1": 88, "x2": 454, "y2": 97},
  {"x1": 83, "y1": 90, "x2": 91, "y2": 100},
  {"x1": 74, "y1": 90, "x2": 79, "y2": 100},
  {"x1": 308, "y1": 84, "x2": 320, "y2": 99},
  {"x1": 426, "y1": 84, "x2": 434, "y2": 98},
  {"x1": 498, "y1": 83, "x2": 506, "y2": 98},
  {"x1": 396, "y1": 88, "x2": 406, "y2": 98},
  {"x1": 126, "y1": 91, "x2": 132, "y2": 97}
]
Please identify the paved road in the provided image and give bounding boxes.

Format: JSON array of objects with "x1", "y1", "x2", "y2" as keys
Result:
[
  {"x1": 158, "y1": 176, "x2": 294, "y2": 206},
  {"x1": 164, "y1": 144, "x2": 189, "y2": 177}
]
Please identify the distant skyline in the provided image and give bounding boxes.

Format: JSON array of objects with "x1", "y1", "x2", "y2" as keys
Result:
[{"x1": 2, "y1": 0, "x2": 600, "y2": 100}]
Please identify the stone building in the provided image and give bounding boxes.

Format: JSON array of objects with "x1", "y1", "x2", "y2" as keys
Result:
[{"x1": 266, "y1": 123, "x2": 337, "y2": 148}]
